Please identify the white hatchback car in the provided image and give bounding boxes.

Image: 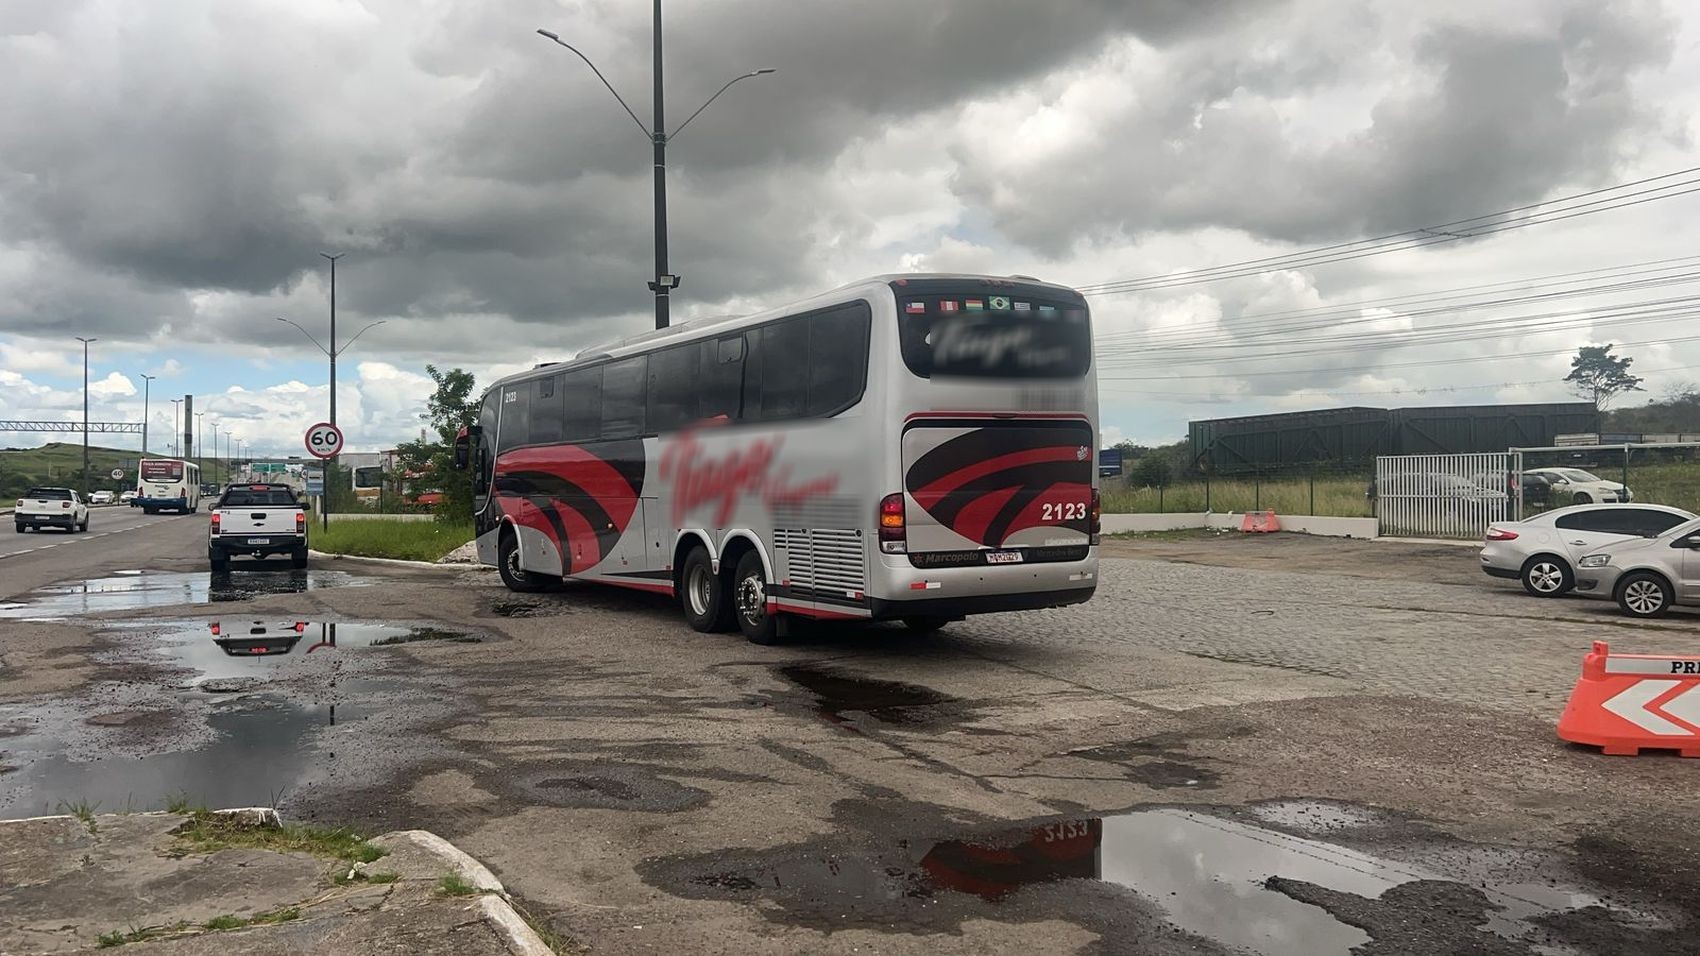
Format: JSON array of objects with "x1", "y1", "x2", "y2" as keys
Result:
[
  {"x1": 1481, "y1": 504, "x2": 1695, "y2": 596},
  {"x1": 1524, "y1": 468, "x2": 1632, "y2": 505},
  {"x1": 88, "y1": 491, "x2": 114, "y2": 505}
]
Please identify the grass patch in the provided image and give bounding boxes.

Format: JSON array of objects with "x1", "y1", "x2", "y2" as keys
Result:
[
  {"x1": 1104, "y1": 475, "x2": 1372, "y2": 518},
  {"x1": 95, "y1": 922, "x2": 189, "y2": 948},
  {"x1": 171, "y1": 810, "x2": 385, "y2": 865},
  {"x1": 164, "y1": 793, "x2": 205, "y2": 815},
  {"x1": 58, "y1": 798, "x2": 99, "y2": 834},
  {"x1": 202, "y1": 915, "x2": 245, "y2": 931},
  {"x1": 1104, "y1": 528, "x2": 1228, "y2": 542},
  {"x1": 311, "y1": 518, "x2": 474, "y2": 562},
  {"x1": 437, "y1": 872, "x2": 480, "y2": 897},
  {"x1": 506, "y1": 896, "x2": 583, "y2": 955}
]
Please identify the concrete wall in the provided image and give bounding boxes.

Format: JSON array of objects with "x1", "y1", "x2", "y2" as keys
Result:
[
  {"x1": 1102, "y1": 512, "x2": 1379, "y2": 539},
  {"x1": 323, "y1": 512, "x2": 435, "y2": 523}
]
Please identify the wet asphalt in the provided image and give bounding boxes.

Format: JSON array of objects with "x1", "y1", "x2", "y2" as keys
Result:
[{"x1": 2, "y1": 518, "x2": 1699, "y2": 954}]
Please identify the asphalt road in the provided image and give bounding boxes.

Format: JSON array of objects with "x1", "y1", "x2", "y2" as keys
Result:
[
  {"x1": 0, "y1": 506, "x2": 204, "y2": 598},
  {"x1": 4, "y1": 529, "x2": 1700, "y2": 955}
]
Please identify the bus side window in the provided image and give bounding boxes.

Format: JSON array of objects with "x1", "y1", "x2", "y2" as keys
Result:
[
  {"x1": 646, "y1": 344, "x2": 700, "y2": 433},
  {"x1": 808, "y1": 303, "x2": 870, "y2": 416},
  {"x1": 501, "y1": 384, "x2": 531, "y2": 449},
  {"x1": 755, "y1": 320, "x2": 809, "y2": 421},
  {"x1": 561, "y1": 367, "x2": 602, "y2": 441},
  {"x1": 600, "y1": 356, "x2": 648, "y2": 439},
  {"x1": 701, "y1": 335, "x2": 746, "y2": 421},
  {"x1": 533, "y1": 374, "x2": 565, "y2": 444}
]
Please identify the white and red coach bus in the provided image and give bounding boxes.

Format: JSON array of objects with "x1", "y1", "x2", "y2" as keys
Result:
[{"x1": 455, "y1": 274, "x2": 1100, "y2": 644}]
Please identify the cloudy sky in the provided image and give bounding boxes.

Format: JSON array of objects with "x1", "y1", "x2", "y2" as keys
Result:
[{"x1": 1, "y1": 0, "x2": 1697, "y2": 458}]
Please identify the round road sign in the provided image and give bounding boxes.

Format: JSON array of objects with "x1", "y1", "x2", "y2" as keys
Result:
[
  {"x1": 304, "y1": 422, "x2": 345, "y2": 459},
  {"x1": 110, "y1": 469, "x2": 123, "y2": 480}
]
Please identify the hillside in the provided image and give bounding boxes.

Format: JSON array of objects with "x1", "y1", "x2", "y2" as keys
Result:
[{"x1": 0, "y1": 442, "x2": 222, "y2": 499}]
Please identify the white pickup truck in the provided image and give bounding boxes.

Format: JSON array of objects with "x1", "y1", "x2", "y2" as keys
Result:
[
  {"x1": 208, "y1": 483, "x2": 308, "y2": 572},
  {"x1": 15, "y1": 487, "x2": 89, "y2": 534}
]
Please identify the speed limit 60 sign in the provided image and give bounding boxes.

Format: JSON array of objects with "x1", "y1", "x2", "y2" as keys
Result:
[{"x1": 305, "y1": 422, "x2": 344, "y2": 459}]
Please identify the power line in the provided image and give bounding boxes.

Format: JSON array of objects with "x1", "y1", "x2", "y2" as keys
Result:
[
  {"x1": 1098, "y1": 329, "x2": 1700, "y2": 381},
  {"x1": 1075, "y1": 165, "x2": 1700, "y2": 296}
]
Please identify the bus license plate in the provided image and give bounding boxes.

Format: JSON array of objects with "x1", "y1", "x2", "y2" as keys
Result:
[
  {"x1": 249, "y1": 537, "x2": 270, "y2": 545},
  {"x1": 985, "y1": 551, "x2": 1023, "y2": 564}
]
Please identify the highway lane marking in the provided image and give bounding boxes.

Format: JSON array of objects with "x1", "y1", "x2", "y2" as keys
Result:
[{"x1": 0, "y1": 516, "x2": 194, "y2": 561}]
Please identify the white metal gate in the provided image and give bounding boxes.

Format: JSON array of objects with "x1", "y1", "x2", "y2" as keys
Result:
[{"x1": 1374, "y1": 453, "x2": 1513, "y2": 539}]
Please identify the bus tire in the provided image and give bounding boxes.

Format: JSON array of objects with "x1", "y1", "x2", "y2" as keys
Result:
[
  {"x1": 143, "y1": 507, "x2": 156, "y2": 516},
  {"x1": 733, "y1": 550, "x2": 781, "y2": 645},
  {"x1": 498, "y1": 527, "x2": 550, "y2": 593},
  {"x1": 680, "y1": 546, "x2": 733, "y2": 633}
]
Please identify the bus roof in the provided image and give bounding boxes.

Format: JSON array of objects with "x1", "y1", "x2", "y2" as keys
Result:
[{"x1": 489, "y1": 272, "x2": 1082, "y2": 393}]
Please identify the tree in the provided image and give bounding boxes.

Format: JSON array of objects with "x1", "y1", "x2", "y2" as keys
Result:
[
  {"x1": 1132, "y1": 455, "x2": 1172, "y2": 488},
  {"x1": 1565, "y1": 344, "x2": 1643, "y2": 410},
  {"x1": 394, "y1": 365, "x2": 478, "y2": 522}
]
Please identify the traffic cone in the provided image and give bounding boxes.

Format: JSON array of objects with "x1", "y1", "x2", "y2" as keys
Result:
[
  {"x1": 1240, "y1": 511, "x2": 1281, "y2": 533},
  {"x1": 1556, "y1": 641, "x2": 1700, "y2": 757}
]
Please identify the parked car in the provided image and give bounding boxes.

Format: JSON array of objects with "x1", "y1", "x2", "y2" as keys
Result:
[
  {"x1": 89, "y1": 490, "x2": 114, "y2": 505},
  {"x1": 1482, "y1": 504, "x2": 1696, "y2": 597},
  {"x1": 120, "y1": 490, "x2": 137, "y2": 505},
  {"x1": 1523, "y1": 468, "x2": 1631, "y2": 505},
  {"x1": 15, "y1": 487, "x2": 89, "y2": 533},
  {"x1": 1575, "y1": 516, "x2": 1700, "y2": 617}
]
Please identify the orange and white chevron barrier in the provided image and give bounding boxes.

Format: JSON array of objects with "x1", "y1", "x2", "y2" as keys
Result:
[
  {"x1": 1557, "y1": 641, "x2": 1700, "y2": 757},
  {"x1": 1240, "y1": 511, "x2": 1280, "y2": 533}
]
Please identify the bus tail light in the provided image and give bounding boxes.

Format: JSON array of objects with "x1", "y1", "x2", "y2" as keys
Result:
[
  {"x1": 878, "y1": 493, "x2": 907, "y2": 554},
  {"x1": 1090, "y1": 488, "x2": 1101, "y2": 542}
]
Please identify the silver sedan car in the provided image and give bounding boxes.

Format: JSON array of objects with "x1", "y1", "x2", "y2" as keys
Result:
[
  {"x1": 1575, "y1": 516, "x2": 1700, "y2": 617},
  {"x1": 1480, "y1": 504, "x2": 1696, "y2": 597}
]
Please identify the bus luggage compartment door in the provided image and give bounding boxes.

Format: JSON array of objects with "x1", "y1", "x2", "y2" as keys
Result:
[{"x1": 900, "y1": 418, "x2": 1094, "y2": 557}]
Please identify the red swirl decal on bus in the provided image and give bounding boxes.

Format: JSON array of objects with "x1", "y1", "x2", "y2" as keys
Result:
[{"x1": 660, "y1": 430, "x2": 838, "y2": 526}]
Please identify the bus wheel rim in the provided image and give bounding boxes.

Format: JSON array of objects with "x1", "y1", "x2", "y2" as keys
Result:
[
  {"x1": 506, "y1": 548, "x2": 524, "y2": 581},
  {"x1": 738, "y1": 574, "x2": 765, "y2": 626},
  {"x1": 688, "y1": 565, "x2": 712, "y2": 616}
]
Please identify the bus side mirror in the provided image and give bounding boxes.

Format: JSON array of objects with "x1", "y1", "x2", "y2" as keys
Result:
[{"x1": 453, "y1": 426, "x2": 479, "y2": 470}]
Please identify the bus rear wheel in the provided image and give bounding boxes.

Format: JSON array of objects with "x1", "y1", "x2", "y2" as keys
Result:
[
  {"x1": 680, "y1": 547, "x2": 732, "y2": 633},
  {"x1": 902, "y1": 616, "x2": 951, "y2": 634},
  {"x1": 733, "y1": 551, "x2": 780, "y2": 645}
]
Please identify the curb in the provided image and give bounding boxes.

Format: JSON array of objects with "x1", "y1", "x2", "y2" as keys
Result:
[
  {"x1": 369, "y1": 829, "x2": 554, "y2": 956},
  {"x1": 307, "y1": 549, "x2": 488, "y2": 571}
]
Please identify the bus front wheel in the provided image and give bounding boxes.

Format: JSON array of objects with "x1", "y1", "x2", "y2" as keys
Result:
[
  {"x1": 498, "y1": 529, "x2": 551, "y2": 594},
  {"x1": 733, "y1": 551, "x2": 781, "y2": 645}
]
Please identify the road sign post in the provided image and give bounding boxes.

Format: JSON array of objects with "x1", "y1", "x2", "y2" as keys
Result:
[{"x1": 305, "y1": 423, "x2": 344, "y2": 532}]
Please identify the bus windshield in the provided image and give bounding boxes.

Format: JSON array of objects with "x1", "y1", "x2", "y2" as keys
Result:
[
  {"x1": 896, "y1": 291, "x2": 1090, "y2": 379},
  {"x1": 140, "y1": 460, "x2": 184, "y2": 481}
]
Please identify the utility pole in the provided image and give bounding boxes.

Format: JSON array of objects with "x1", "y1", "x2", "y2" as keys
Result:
[
  {"x1": 195, "y1": 412, "x2": 205, "y2": 467},
  {"x1": 210, "y1": 421, "x2": 219, "y2": 485},
  {"x1": 75, "y1": 337, "x2": 96, "y2": 491},
  {"x1": 537, "y1": 20, "x2": 771, "y2": 330},
  {"x1": 170, "y1": 400, "x2": 182, "y2": 458},
  {"x1": 139, "y1": 373, "x2": 156, "y2": 457}
]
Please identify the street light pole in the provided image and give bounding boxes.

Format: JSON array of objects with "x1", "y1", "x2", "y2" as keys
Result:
[
  {"x1": 74, "y1": 337, "x2": 96, "y2": 491},
  {"x1": 536, "y1": 23, "x2": 772, "y2": 331},
  {"x1": 170, "y1": 400, "x2": 182, "y2": 458},
  {"x1": 195, "y1": 412, "x2": 204, "y2": 468},
  {"x1": 210, "y1": 422, "x2": 219, "y2": 485},
  {"x1": 139, "y1": 373, "x2": 156, "y2": 458}
]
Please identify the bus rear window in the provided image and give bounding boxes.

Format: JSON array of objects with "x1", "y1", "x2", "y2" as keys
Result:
[
  {"x1": 896, "y1": 294, "x2": 1090, "y2": 378},
  {"x1": 140, "y1": 460, "x2": 184, "y2": 481}
]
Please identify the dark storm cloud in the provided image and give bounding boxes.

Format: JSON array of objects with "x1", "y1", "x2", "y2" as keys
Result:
[{"x1": 957, "y1": 0, "x2": 1677, "y2": 254}]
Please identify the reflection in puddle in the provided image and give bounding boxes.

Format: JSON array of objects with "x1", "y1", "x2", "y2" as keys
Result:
[
  {"x1": 658, "y1": 808, "x2": 1666, "y2": 955},
  {"x1": 0, "y1": 619, "x2": 481, "y2": 819},
  {"x1": 0, "y1": 569, "x2": 373, "y2": 619},
  {"x1": 0, "y1": 693, "x2": 381, "y2": 819}
]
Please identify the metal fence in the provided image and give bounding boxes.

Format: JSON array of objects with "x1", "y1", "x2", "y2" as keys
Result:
[
  {"x1": 1099, "y1": 461, "x2": 1375, "y2": 517},
  {"x1": 1373, "y1": 452, "x2": 1514, "y2": 539}
]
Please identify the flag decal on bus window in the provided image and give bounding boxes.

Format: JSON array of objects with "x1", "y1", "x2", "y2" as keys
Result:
[
  {"x1": 905, "y1": 301, "x2": 926, "y2": 314},
  {"x1": 964, "y1": 299, "x2": 984, "y2": 311},
  {"x1": 988, "y1": 295, "x2": 1011, "y2": 310},
  {"x1": 1013, "y1": 301, "x2": 1031, "y2": 311},
  {"x1": 939, "y1": 300, "x2": 960, "y2": 313}
]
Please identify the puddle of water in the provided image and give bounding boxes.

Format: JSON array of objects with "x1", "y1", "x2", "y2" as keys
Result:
[
  {"x1": 143, "y1": 621, "x2": 484, "y2": 688},
  {"x1": 0, "y1": 569, "x2": 373, "y2": 620},
  {"x1": 0, "y1": 693, "x2": 380, "y2": 818},
  {"x1": 777, "y1": 664, "x2": 954, "y2": 725},
  {"x1": 655, "y1": 808, "x2": 1667, "y2": 954}
]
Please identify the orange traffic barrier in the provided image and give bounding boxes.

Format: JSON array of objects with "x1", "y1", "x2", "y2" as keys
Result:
[
  {"x1": 1241, "y1": 511, "x2": 1280, "y2": 533},
  {"x1": 1557, "y1": 641, "x2": 1700, "y2": 757}
]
